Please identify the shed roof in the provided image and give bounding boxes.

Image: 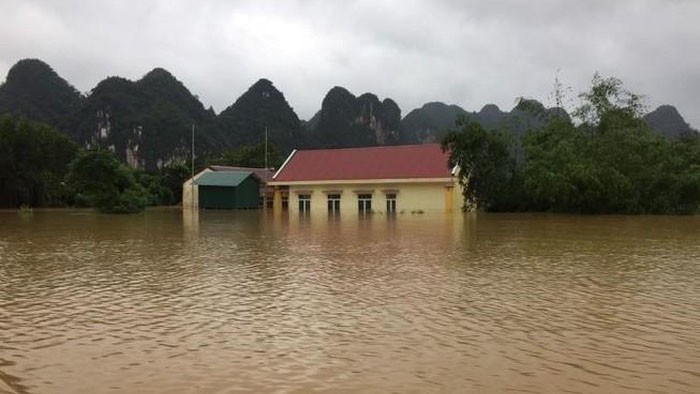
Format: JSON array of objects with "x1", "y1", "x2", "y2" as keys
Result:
[
  {"x1": 196, "y1": 171, "x2": 258, "y2": 187},
  {"x1": 273, "y1": 143, "x2": 452, "y2": 182},
  {"x1": 209, "y1": 165, "x2": 274, "y2": 183}
]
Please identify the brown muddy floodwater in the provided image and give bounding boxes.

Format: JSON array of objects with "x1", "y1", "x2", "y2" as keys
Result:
[{"x1": 0, "y1": 209, "x2": 699, "y2": 394}]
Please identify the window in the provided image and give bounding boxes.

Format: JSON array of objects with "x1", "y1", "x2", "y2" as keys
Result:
[
  {"x1": 358, "y1": 194, "x2": 372, "y2": 214},
  {"x1": 298, "y1": 194, "x2": 311, "y2": 214},
  {"x1": 327, "y1": 194, "x2": 341, "y2": 215},
  {"x1": 386, "y1": 193, "x2": 397, "y2": 214}
]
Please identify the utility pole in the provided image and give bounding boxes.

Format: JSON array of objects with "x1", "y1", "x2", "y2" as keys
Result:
[
  {"x1": 191, "y1": 123, "x2": 195, "y2": 210},
  {"x1": 264, "y1": 126, "x2": 268, "y2": 210},
  {"x1": 262, "y1": 88, "x2": 270, "y2": 211}
]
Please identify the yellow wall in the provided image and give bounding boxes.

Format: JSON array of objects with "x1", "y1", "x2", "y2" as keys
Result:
[
  {"x1": 452, "y1": 177, "x2": 465, "y2": 212},
  {"x1": 277, "y1": 178, "x2": 462, "y2": 216},
  {"x1": 182, "y1": 168, "x2": 212, "y2": 210}
]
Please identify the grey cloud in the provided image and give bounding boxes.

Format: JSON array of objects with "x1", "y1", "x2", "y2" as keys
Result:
[{"x1": 1, "y1": 0, "x2": 699, "y2": 127}]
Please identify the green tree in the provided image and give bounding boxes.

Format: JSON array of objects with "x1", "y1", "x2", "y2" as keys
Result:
[
  {"x1": 158, "y1": 161, "x2": 191, "y2": 205},
  {"x1": 522, "y1": 74, "x2": 700, "y2": 214},
  {"x1": 207, "y1": 142, "x2": 281, "y2": 169},
  {"x1": 442, "y1": 116, "x2": 516, "y2": 211},
  {"x1": 573, "y1": 73, "x2": 645, "y2": 127},
  {"x1": 0, "y1": 115, "x2": 78, "y2": 207},
  {"x1": 443, "y1": 73, "x2": 700, "y2": 214},
  {"x1": 521, "y1": 115, "x2": 588, "y2": 211},
  {"x1": 663, "y1": 134, "x2": 700, "y2": 213},
  {"x1": 67, "y1": 150, "x2": 148, "y2": 213},
  {"x1": 133, "y1": 170, "x2": 175, "y2": 206}
]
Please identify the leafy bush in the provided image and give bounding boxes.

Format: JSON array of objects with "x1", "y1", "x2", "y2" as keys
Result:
[
  {"x1": 445, "y1": 75, "x2": 700, "y2": 214},
  {"x1": 67, "y1": 149, "x2": 148, "y2": 213}
]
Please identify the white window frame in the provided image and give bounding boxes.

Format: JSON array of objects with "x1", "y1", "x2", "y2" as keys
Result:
[
  {"x1": 298, "y1": 194, "x2": 311, "y2": 214},
  {"x1": 358, "y1": 193, "x2": 372, "y2": 214},
  {"x1": 386, "y1": 193, "x2": 397, "y2": 214},
  {"x1": 327, "y1": 194, "x2": 341, "y2": 214}
]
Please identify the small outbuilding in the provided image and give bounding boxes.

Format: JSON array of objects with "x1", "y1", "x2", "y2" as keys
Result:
[{"x1": 184, "y1": 170, "x2": 261, "y2": 209}]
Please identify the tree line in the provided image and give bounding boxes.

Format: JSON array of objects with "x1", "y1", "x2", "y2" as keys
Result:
[
  {"x1": 443, "y1": 74, "x2": 700, "y2": 214},
  {"x1": 4, "y1": 73, "x2": 699, "y2": 215},
  {"x1": 0, "y1": 114, "x2": 276, "y2": 213}
]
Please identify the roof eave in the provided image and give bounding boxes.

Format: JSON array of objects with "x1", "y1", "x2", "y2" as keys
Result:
[
  {"x1": 268, "y1": 177, "x2": 455, "y2": 186},
  {"x1": 272, "y1": 149, "x2": 297, "y2": 180}
]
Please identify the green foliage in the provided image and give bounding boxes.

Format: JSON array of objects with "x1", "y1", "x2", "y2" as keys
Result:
[
  {"x1": 442, "y1": 116, "x2": 517, "y2": 210},
  {"x1": 4, "y1": 58, "x2": 696, "y2": 181},
  {"x1": 0, "y1": 113, "x2": 189, "y2": 210},
  {"x1": 446, "y1": 74, "x2": 700, "y2": 214},
  {"x1": 521, "y1": 74, "x2": 697, "y2": 214},
  {"x1": 521, "y1": 115, "x2": 590, "y2": 211},
  {"x1": 0, "y1": 115, "x2": 78, "y2": 208},
  {"x1": 69, "y1": 70, "x2": 219, "y2": 171},
  {"x1": 206, "y1": 142, "x2": 281, "y2": 169},
  {"x1": 573, "y1": 73, "x2": 645, "y2": 127},
  {"x1": 67, "y1": 150, "x2": 148, "y2": 213},
  {"x1": 133, "y1": 170, "x2": 175, "y2": 206},
  {"x1": 158, "y1": 162, "x2": 191, "y2": 205}
]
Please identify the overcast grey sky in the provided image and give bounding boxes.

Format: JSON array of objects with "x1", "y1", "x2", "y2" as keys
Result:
[{"x1": 2, "y1": 0, "x2": 699, "y2": 127}]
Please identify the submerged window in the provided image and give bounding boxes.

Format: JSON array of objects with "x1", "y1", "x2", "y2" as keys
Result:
[
  {"x1": 386, "y1": 193, "x2": 397, "y2": 214},
  {"x1": 327, "y1": 194, "x2": 341, "y2": 214},
  {"x1": 358, "y1": 194, "x2": 372, "y2": 214},
  {"x1": 298, "y1": 194, "x2": 311, "y2": 214}
]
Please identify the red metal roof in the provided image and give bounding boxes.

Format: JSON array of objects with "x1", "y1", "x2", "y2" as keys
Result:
[{"x1": 273, "y1": 144, "x2": 452, "y2": 182}]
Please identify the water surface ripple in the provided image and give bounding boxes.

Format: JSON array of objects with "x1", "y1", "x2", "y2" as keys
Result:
[{"x1": 1, "y1": 210, "x2": 699, "y2": 393}]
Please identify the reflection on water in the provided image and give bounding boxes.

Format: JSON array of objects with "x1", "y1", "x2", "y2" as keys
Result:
[{"x1": 1, "y1": 209, "x2": 700, "y2": 393}]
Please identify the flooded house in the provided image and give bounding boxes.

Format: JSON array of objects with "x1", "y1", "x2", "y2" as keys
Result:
[
  {"x1": 183, "y1": 166, "x2": 274, "y2": 209},
  {"x1": 268, "y1": 144, "x2": 463, "y2": 216}
]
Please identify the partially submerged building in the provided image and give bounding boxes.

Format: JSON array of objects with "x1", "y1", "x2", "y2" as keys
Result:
[
  {"x1": 183, "y1": 166, "x2": 274, "y2": 209},
  {"x1": 268, "y1": 144, "x2": 462, "y2": 216}
]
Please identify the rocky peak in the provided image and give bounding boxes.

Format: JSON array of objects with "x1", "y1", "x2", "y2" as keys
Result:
[
  {"x1": 217, "y1": 78, "x2": 302, "y2": 152},
  {"x1": 399, "y1": 101, "x2": 468, "y2": 144},
  {"x1": 140, "y1": 67, "x2": 176, "y2": 81},
  {"x1": 311, "y1": 87, "x2": 401, "y2": 148},
  {"x1": 6, "y1": 58, "x2": 60, "y2": 85},
  {"x1": 644, "y1": 105, "x2": 696, "y2": 138},
  {"x1": 0, "y1": 58, "x2": 82, "y2": 128},
  {"x1": 479, "y1": 104, "x2": 503, "y2": 116}
]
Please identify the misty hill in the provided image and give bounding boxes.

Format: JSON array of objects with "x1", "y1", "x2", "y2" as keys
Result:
[
  {"x1": 308, "y1": 87, "x2": 401, "y2": 148},
  {"x1": 69, "y1": 68, "x2": 219, "y2": 170},
  {"x1": 400, "y1": 99, "x2": 700, "y2": 143},
  {"x1": 0, "y1": 59, "x2": 82, "y2": 129},
  {"x1": 217, "y1": 78, "x2": 303, "y2": 154},
  {"x1": 644, "y1": 105, "x2": 697, "y2": 138},
  {"x1": 1, "y1": 58, "x2": 698, "y2": 171},
  {"x1": 400, "y1": 100, "x2": 570, "y2": 144},
  {"x1": 0, "y1": 59, "x2": 306, "y2": 170},
  {"x1": 400, "y1": 102, "x2": 467, "y2": 143}
]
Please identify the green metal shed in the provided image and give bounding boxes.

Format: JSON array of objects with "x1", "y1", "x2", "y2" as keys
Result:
[{"x1": 196, "y1": 171, "x2": 261, "y2": 209}]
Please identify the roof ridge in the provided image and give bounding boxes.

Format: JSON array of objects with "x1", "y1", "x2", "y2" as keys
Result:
[
  {"x1": 210, "y1": 165, "x2": 273, "y2": 171},
  {"x1": 294, "y1": 143, "x2": 441, "y2": 154}
]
